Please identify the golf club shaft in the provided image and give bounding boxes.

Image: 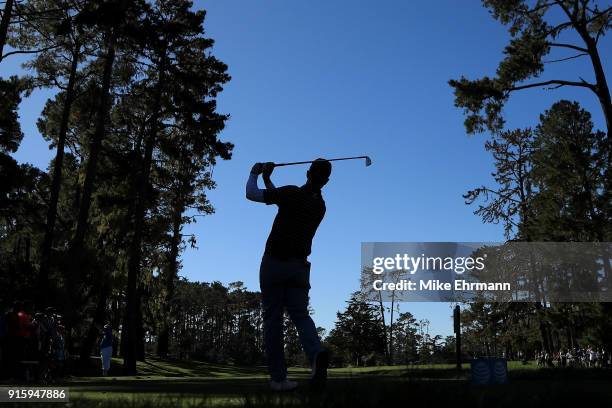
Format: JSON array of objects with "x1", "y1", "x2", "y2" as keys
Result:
[{"x1": 274, "y1": 156, "x2": 369, "y2": 167}]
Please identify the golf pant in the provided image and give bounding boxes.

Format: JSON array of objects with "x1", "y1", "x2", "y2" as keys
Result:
[
  {"x1": 260, "y1": 254, "x2": 323, "y2": 382},
  {"x1": 101, "y1": 346, "x2": 112, "y2": 373}
]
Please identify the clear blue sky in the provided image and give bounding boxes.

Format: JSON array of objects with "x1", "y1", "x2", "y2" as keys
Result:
[{"x1": 6, "y1": 0, "x2": 611, "y2": 337}]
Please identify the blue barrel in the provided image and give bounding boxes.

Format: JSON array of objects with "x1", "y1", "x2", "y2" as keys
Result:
[{"x1": 470, "y1": 357, "x2": 508, "y2": 384}]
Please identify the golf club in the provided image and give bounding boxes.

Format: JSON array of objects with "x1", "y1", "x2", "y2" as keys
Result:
[{"x1": 273, "y1": 155, "x2": 372, "y2": 168}]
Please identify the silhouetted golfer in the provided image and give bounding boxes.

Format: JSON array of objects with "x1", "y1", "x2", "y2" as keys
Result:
[{"x1": 246, "y1": 159, "x2": 331, "y2": 391}]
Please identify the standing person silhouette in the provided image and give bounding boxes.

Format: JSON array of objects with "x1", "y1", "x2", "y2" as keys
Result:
[
  {"x1": 99, "y1": 324, "x2": 113, "y2": 376},
  {"x1": 246, "y1": 159, "x2": 331, "y2": 391}
]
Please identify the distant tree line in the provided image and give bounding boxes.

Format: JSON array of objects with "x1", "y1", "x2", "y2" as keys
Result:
[{"x1": 147, "y1": 283, "x2": 456, "y2": 368}]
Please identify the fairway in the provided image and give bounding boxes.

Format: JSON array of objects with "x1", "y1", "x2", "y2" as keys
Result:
[{"x1": 2, "y1": 358, "x2": 611, "y2": 407}]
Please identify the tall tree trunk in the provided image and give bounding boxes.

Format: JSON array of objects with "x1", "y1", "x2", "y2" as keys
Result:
[
  {"x1": 156, "y1": 325, "x2": 169, "y2": 357},
  {"x1": 79, "y1": 279, "x2": 110, "y2": 363},
  {"x1": 136, "y1": 285, "x2": 145, "y2": 361},
  {"x1": 63, "y1": 27, "x2": 117, "y2": 350},
  {"x1": 123, "y1": 52, "x2": 166, "y2": 374},
  {"x1": 157, "y1": 199, "x2": 182, "y2": 357},
  {"x1": 38, "y1": 44, "x2": 80, "y2": 306},
  {"x1": 533, "y1": 287, "x2": 552, "y2": 354},
  {"x1": 388, "y1": 294, "x2": 395, "y2": 364},
  {"x1": 376, "y1": 292, "x2": 389, "y2": 364},
  {"x1": 69, "y1": 30, "x2": 117, "y2": 267},
  {"x1": 581, "y1": 31, "x2": 612, "y2": 143},
  {"x1": 0, "y1": 0, "x2": 14, "y2": 61}
]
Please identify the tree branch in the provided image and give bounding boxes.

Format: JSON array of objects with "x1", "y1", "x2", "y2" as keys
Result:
[
  {"x1": 52, "y1": 76, "x2": 67, "y2": 91},
  {"x1": 1, "y1": 44, "x2": 60, "y2": 60},
  {"x1": 543, "y1": 52, "x2": 588, "y2": 63},
  {"x1": 509, "y1": 79, "x2": 595, "y2": 92},
  {"x1": 545, "y1": 21, "x2": 573, "y2": 38},
  {"x1": 547, "y1": 42, "x2": 588, "y2": 52}
]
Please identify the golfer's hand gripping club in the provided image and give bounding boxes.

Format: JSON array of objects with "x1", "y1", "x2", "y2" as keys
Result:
[
  {"x1": 262, "y1": 162, "x2": 275, "y2": 179},
  {"x1": 262, "y1": 162, "x2": 275, "y2": 189},
  {"x1": 250, "y1": 162, "x2": 263, "y2": 175},
  {"x1": 247, "y1": 162, "x2": 276, "y2": 202}
]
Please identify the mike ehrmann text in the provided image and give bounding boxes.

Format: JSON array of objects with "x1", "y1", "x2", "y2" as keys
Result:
[{"x1": 371, "y1": 279, "x2": 511, "y2": 291}]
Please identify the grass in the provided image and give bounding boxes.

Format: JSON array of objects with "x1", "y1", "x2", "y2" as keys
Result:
[{"x1": 1, "y1": 358, "x2": 611, "y2": 407}]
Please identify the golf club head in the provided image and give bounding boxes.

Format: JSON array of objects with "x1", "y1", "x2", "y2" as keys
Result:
[{"x1": 365, "y1": 156, "x2": 372, "y2": 167}]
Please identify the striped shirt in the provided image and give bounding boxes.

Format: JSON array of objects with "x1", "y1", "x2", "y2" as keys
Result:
[{"x1": 263, "y1": 184, "x2": 326, "y2": 260}]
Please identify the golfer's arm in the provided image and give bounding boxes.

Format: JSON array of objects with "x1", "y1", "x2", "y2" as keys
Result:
[
  {"x1": 263, "y1": 176, "x2": 275, "y2": 189},
  {"x1": 246, "y1": 173, "x2": 266, "y2": 202}
]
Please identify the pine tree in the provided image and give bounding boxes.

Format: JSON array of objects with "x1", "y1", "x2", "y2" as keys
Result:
[
  {"x1": 327, "y1": 292, "x2": 386, "y2": 367},
  {"x1": 118, "y1": 0, "x2": 231, "y2": 373},
  {"x1": 10, "y1": 0, "x2": 99, "y2": 304}
]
